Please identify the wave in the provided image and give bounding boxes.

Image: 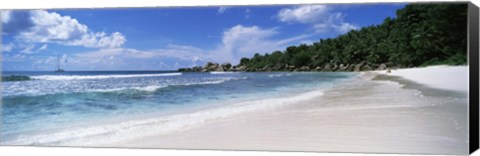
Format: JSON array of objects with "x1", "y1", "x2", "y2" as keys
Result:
[
  {"x1": 210, "y1": 71, "x2": 238, "y2": 74},
  {"x1": 91, "y1": 85, "x2": 168, "y2": 93},
  {"x1": 2, "y1": 77, "x2": 248, "y2": 97},
  {"x1": 31, "y1": 73, "x2": 182, "y2": 81},
  {"x1": 92, "y1": 77, "x2": 247, "y2": 93},
  {"x1": 268, "y1": 73, "x2": 293, "y2": 78},
  {"x1": 2, "y1": 89, "x2": 324, "y2": 146}
]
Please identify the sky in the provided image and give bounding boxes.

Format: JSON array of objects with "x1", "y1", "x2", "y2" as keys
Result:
[{"x1": 1, "y1": 3, "x2": 406, "y2": 71}]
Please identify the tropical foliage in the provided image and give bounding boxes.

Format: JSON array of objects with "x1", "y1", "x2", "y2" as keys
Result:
[{"x1": 237, "y1": 3, "x2": 467, "y2": 71}]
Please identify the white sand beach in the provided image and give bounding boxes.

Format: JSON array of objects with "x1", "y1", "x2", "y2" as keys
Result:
[
  {"x1": 113, "y1": 66, "x2": 469, "y2": 155},
  {"x1": 378, "y1": 65, "x2": 469, "y2": 92}
]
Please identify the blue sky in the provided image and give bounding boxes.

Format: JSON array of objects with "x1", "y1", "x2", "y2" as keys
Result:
[{"x1": 1, "y1": 3, "x2": 406, "y2": 71}]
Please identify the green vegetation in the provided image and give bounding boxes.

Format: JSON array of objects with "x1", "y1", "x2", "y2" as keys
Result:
[{"x1": 237, "y1": 3, "x2": 467, "y2": 71}]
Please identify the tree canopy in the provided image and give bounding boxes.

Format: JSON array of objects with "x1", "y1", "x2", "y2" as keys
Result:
[{"x1": 236, "y1": 3, "x2": 467, "y2": 71}]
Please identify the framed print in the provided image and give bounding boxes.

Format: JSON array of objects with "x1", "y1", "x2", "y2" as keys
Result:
[{"x1": 1, "y1": 1, "x2": 479, "y2": 155}]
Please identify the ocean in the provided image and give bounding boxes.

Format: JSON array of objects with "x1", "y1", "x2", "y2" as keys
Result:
[{"x1": 1, "y1": 71, "x2": 355, "y2": 146}]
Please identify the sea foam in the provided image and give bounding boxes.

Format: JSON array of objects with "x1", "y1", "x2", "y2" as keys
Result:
[
  {"x1": 31, "y1": 73, "x2": 182, "y2": 81},
  {"x1": 89, "y1": 77, "x2": 247, "y2": 93},
  {"x1": 3, "y1": 89, "x2": 324, "y2": 146},
  {"x1": 210, "y1": 71, "x2": 238, "y2": 74}
]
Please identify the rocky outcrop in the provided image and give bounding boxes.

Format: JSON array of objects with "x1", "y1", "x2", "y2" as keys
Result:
[
  {"x1": 337, "y1": 64, "x2": 348, "y2": 71},
  {"x1": 377, "y1": 63, "x2": 387, "y2": 70},
  {"x1": 2, "y1": 75, "x2": 32, "y2": 82},
  {"x1": 323, "y1": 63, "x2": 332, "y2": 71},
  {"x1": 362, "y1": 64, "x2": 373, "y2": 71},
  {"x1": 221, "y1": 63, "x2": 232, "y2": 71},
  {"x1": 177, "y1": 61, "x2": 390, "y2": 72},
  {"x1": 353, "y1": 62, "x2": 364, "y2": 72}
]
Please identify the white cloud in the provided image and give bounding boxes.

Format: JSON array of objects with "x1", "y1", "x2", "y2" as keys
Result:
[
  {"x1": 4, "y1": 10, "x2": 126, "y2": 49},
  {"x1": 312, "y1": 23, "x2": 330, "y2": 33},
  {"x1": 212, "y1": 25, "x2": 309, "y2": 63},
  {"x1": 278, "y1": 5, "x2": 330, "y2": 24},
  {"x1": 66, "y1": 32, "x2": 126, "y2": 48},
  {"x1": 217, "y1": 7, "x2": 229, "y2": 14},
  {"x1": 2, "y1": 43, "x2": 15, "y2": 52},
  {"x1": 43, "y1": 56, "x2": 56, "y2": 64},
  {"x1": 277, "y1": 5, "x2": 358, "y2": 34},
  {"x1": 72, "y1": 44, "x2": 210, "y2": 69},
  {"x1": 244, "y1": 9, "x2": 251, "y2": 19},
  {"x1": 21, "y1": 10, "x2": 88, "y2": 42},
  {"x1": 1, "y1": 11, "x2": 11, "y2": 23},
  {"x1": 61, "y1": 54, "x2": 69, "y2": 63},
  {"x1": 5, "y1": 23, "x2": 310, "y2": 70},
  {"x1": 15, "y1": 43, "x2": 49, "y2": 54},
  {"x1": 38, "y1": 44, "x2": 48, "y2": 51},
  {"x1": 2, "y1": 54, "x2": 27, "y2": 63},
  {"x1": 333, "y1": 22, "x2": 359, "y2": 34},
  {"x1": 68, "y1": 25, "x2": 308, "y2": 69},
  {"x1": 19, "y1": 43, "x2": 36, "y2": 54},
  {"x1": 76, "y1": 44, "x2": 207, "y2": 61}
]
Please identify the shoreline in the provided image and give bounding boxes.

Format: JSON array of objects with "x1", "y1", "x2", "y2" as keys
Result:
[{"x1": 111, "y1": 66, "x2": 469, "y2": 155}]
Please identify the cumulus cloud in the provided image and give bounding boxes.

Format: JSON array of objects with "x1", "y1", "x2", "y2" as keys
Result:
[
  {"x1": 333, "y1": 22, "x2": 359, "y2": 34},
  {"x1": 212, "y1": 25, "x2": 310, "y2": 63},
  {"x1": 278, "y1": 5, "x2": 330, "y2": 24},
  {"x1": 1, "y1": 11, "x2": 35, "y2": 35},
  {"x1": 66, "y1": 32, "x2": 126, "y2": 48},
  {"x1": 64, "y1": 46, "x2": 199, "y2": 70},
  {"x1": 277, "y1": 5, "x2": 358, "y2": 34},
  {"x1": 67, "y1": 25, "x2": 308, "y2": 69},
  {"x1": 2, "y1": 10, "x2": 126, "y2": 49}
]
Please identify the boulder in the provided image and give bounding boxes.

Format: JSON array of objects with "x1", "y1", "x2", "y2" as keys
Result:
[
  {"x1": 354, "y1": 63, "x2": 363, "y2": 72},
  {"x1": 337, "y1": 64, "x2": 348, "y2": 71},
  {"x1": 323, "y1": 63, "x2": 332, "y2": 71},
  {"x1": 331, "y1": 64, "x2": 339, "y2": 71},
  {"x1": 285, "y1": 65, "x2": 295, "y2": 71},
  {"x1": 201, "y1": 62, "x2": 222, "y2": 71},
  {"x1": 204, "y1": 62, "x2": 215, "y2": 68},
  {"x1": 272, "y1": 65, "x2": 282, "y2": 71},
  {"x1": 221, "y1": 63, "x2": 232, "y2": 71},
  {"x1": 237, "y1": 65, "x2": 246, "y2": 71},
  {"x1": 213, "y1": 64, "x2": 224, "y2": 71},
  {"x1": 300, "y1": 66, "x2": 310, "y2": 71},
  {"x1": 362, "y1": 64, "x2": 373, "y2": 71},
  {"x1": 192, "y1": 66, "x2": 202, "y2": 72},
  {"x1": 377, "y1": 63, "x2": 387, "y2": 70}
]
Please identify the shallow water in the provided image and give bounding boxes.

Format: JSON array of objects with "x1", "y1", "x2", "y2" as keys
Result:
[
  {"x1": 114, "y1": 72, "x2": 469, "y2": 155},
  {"x1": 1, "y1": 71, "x2": 354, "y2": 145}
]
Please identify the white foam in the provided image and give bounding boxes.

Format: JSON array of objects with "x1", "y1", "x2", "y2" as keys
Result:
[
  {"x1": 3, "y1": 90, "x2": 324, "y2": 146},
  {"x1": 210, "y1": 71, "x2": 238, "y2": 74},
  {"x1": 31, "y1": 73, "x2": 182, "y2": 81},
  {"x1": 91, "y1": 85, "x2": 167, "y2": 93},
  {"x1": 2, "y1": 76, "x2": 247, "y2": 97},
  {"x1": 181, "y1": 77, "x2": 247, "y2": 86}
]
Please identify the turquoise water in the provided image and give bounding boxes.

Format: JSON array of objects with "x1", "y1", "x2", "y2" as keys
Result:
[{"x1": 1, "y1": 71, "x2": 354, "y2": 146}]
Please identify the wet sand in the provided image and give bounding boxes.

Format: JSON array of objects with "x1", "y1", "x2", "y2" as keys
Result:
[{"x1": 113, "y1": 67, "x2": 469, "y2": 155}]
